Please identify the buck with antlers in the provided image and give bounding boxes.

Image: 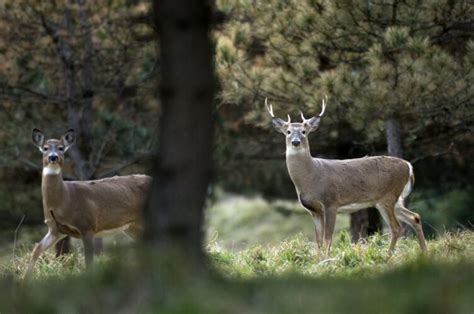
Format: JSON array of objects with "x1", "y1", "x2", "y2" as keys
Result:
[
  {"x1": 25, "y1": 129, "x2": 151, "y2": 279},
  {"x1": 265, "y1": 97, "x2": 427, "y2": 255}
]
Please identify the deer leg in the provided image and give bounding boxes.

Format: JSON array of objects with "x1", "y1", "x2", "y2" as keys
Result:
[
  {"x1": 24, "y1": 229, "x2": 65, "y2": 280},
  {"x1": 396, "y1": 204, "x2": 428, "y2": 252},
  {"x1": 323, "y1": 208, "x2": 337, "y2": 256},
  {"x1": 311, "y1": 212, "x2": 324, "y2": 255},
  {"x1": 376, "y1": 202, "x2": 402, "y2": 256},
  {"x1": 82, "y1": 232, "x2": 95, "y2": 269}
]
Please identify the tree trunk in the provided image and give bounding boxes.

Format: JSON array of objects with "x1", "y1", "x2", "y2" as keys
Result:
[
  {"x1": 47, "y1": 4, "x2": 95, "y2": 255},
  {"x1": 77, "y1": 0, "x2": 94, "y2": 161},
  {"x1": 385, "y1": 114, "x2": 403, "y2": 158},
  {"x1": 143, "y1": 0, "x2": 215, "y2": 267}
]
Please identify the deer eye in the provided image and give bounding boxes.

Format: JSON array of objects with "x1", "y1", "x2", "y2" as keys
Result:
[
  {"x1": 58, "y1": 146, "x2": 64, "y2": 151},
  {"x1": 286, "y1": 130, "x2": 291, "y2": 134},
  {"x1": 43, "y1": 146, "x2": 48, "y2": 151},
  {"x1": 302, "y1": 130, "x2": 306, "y2": 135}
]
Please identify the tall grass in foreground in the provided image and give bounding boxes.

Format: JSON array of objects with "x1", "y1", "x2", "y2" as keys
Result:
[
  {"x1": 2, "y1": 230, "x2": 473, "y2": 281},
  {"x1": 0, "y1": 231, "x2": 473, "y2": 313},
  {"x1": 208, "y1": 230, "x2": 474, "y2": 278}
]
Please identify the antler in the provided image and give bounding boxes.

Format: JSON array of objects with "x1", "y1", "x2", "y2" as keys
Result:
[
  {"x1": 300, "y1": 96, "x2": 328, "y2": 123},
  {"x1": 265, "y1": 98, "x2": 274, "y2": 118},
  {"x1": 266, "y1": 97, "x2": 291, "y2": 123},
  {"x1": 299, "y1": 110, "x2": 306, "y2": 121},
  {"x1": 319, "y1": 95, "x2": 328, "y2": 117}
]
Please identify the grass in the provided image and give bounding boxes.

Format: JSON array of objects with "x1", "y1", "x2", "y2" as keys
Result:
[
  {"x1": 205, "y1": 193, "x2": 349, "y2": 249},
  {"x1": 0, "y1": 193, "x2": 473, "y2": 312},
  {"x1": 0, "y1": 231, "x2": 473, "y2": 313}
]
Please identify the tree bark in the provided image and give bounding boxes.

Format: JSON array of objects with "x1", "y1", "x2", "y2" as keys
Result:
[
  {"x1": 385, "y1": 114, "x2": 403, "y2": 158},
  {"x1": 143, "y1": 0, "x2": 215, "y2": 266},
  {"x1": 77, "y1": 0, "x2": 94, "y2": 161}
]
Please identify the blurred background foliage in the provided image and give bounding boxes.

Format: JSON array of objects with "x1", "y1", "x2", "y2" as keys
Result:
[{"x1": 0, "y1": 0, "x2": 473, "y2": 252}]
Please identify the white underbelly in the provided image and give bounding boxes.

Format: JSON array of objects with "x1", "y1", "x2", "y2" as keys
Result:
[
  {"x1": 337, "y1": 202, "x2": 373, "y2": 213},
  {"x1": 96, "y1": 223, "x2": 131, "y2": 237}
]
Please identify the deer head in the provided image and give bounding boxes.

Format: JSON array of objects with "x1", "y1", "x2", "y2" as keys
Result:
[
  {"x1": 32, "y1": 129, "x2": 75, "y2": 173},
  {"x1": 265, "y1": 96, "x2": 327, "y2": 151}
]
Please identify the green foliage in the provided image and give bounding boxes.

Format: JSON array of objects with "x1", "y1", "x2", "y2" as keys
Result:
[
  {"x1": 214, "y1": 0, "x2": 474, "y2": 197},
  {"x1": 411, "y1": 187, "x2": 474, "y2": 235}
]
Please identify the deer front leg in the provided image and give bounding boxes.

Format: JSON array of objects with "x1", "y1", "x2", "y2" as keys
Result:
[
  {"x1": 82, "y1": 231, "x2": 95, "y2": 269},
  {"x1": 323, "y1": 208, "x2": 337, "y2": 256},
  {"x1": 311, "y1": 212, "x2": 324, "y2": 255},
  {"x1": 24, "y1": 229, "x2": 65, "y2": 280}
]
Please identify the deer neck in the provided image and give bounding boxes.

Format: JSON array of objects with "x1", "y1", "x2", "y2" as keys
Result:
[
  {"x1": 41, "y1": 166, "x2": 66, "y2": 208},
  {"x1": 285, "y1": 146, "x2": 315, "y2": 187}
]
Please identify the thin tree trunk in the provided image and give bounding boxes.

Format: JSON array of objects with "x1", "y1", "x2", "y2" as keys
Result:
[
  {"x1": 143, "y1": 0, "x2": 215, "y2": 267},
  {"x1": 385, "y1": 114, "x2": 403, "y2": 158},
  {"x1": 77, "y1": 0, "x2": 94, "y2": 162},
  {"x1": 44, "y1": 4, "x2": 92, "y2": 255}
]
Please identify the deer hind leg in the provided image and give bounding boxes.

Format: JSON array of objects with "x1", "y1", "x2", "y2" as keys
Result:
[
  {"x1": 375, "y1": 201, "x2": 402, "y2": 256},
  {"x1": 24, "y1": 229, "x2": 65, "y2": 280},
  {"x1": 395, "y1": 201, "x2": 428, "y2": 252}
]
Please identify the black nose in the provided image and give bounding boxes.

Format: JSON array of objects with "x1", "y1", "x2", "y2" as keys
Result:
[
  {"x1": 48, "y1": 155, "x2": 58, "y2": 163},
  {"x1": 291, "y1": 140, "x2": 301, "y2": 147}
]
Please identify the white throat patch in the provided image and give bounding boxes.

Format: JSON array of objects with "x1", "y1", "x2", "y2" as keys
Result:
[
  {"x1": 43, "y1": 165, "x2": 61, "y2": 176},
  {"x1": 286, "y1": 146, "x2": 305, "y2": 156}
]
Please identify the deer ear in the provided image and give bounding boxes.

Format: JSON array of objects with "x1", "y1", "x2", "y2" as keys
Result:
[
  {"x1": 272, "y1": 118, "x2": 288, "y2": 134},
  {"x1": 32, "y1": 128, "x2": 45, "y2": 151},
  {"x1": 305, "y1": 116, "x2": 321, "y2": 133},
  {"x1": 61, "y1": 129, "x2": 75, "y2": 151}
]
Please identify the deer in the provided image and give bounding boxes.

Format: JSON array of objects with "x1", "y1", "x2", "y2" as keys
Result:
[
  {"x1": 24, "y1": 128, "x2": 152, "y2": 279},
  {"x1": 265, "y1": 97, "x2": 427, "y2": 256}
]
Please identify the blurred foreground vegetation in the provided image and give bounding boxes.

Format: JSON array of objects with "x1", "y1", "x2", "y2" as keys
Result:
[{"x1": 0, "y1": 231, "x2": 473, "y2": 313}]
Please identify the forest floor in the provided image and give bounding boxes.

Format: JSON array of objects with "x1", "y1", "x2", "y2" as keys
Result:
[{"x1": 0, "y1": 230, "x2": 473, "y2": 313}]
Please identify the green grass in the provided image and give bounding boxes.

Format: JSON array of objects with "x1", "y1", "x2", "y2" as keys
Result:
[
  {"x1": 208, "y1": 230, "x2": 474, "y2": 278},
  {"x1": 205, "y1": 194, "x2": 349, "y2": 249},
  {"x1": 0, "y1": 193, "x2": 473, "y2": 312},
  {"x1": 0, "y1": 231, "x2": 473, "y2": 313}
]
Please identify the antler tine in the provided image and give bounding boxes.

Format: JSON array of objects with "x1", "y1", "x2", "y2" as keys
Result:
[
  {"x1": 319, "y1": 95, "x2": 328, "y2": 117},
  {"x1": 287, "y1": 114, "x2": 291, "y2": 123},
  {"x1": 265, "y1": 98, "x2": 275, "y2": 118},
  {"x1": 299, "y1": 109, "x2": 307, "y2": 122}
]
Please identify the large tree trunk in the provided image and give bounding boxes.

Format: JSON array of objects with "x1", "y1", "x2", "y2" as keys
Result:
[{"x1": 143, "y1": 0, "x2": 215, "y2": 267}]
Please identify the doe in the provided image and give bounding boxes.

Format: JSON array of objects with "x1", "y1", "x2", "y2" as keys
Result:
[
  {"x1": 265, "y1": 97, "x2": 427, "y2": 255},
  {"x1": 25, "y1": 128, "x2": 151, "y2": 279}
]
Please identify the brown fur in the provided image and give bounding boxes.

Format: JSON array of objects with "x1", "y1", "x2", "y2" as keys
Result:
[
  {"x1": 267, "y1": 101, "x2": 427, "y2": 256},
  {"x1": 24, "y1": 129, "x2": 151, "y2": 280}
]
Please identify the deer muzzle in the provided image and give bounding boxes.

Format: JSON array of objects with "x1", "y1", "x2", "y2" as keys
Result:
[
  {"x1": 291, "y1": 138, "x2": 301, "y2": 147},
  {"x1": 48, "y1": 154, "x2": 59, "y2": 163}
]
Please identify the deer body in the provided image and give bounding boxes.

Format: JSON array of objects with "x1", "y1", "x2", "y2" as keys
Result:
[
  {"x1": 25, "y1": 129, "x2": 151, "y2": 279},
  {"x1": 266, "y1": 98, "x2": 427, "y2": 255},
  {"x1": 41, "y1": 174, "x2": 150, "y2": 238},
  {"x1": 288, "y1": 155, "x2": 410, "y2": 212}
]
